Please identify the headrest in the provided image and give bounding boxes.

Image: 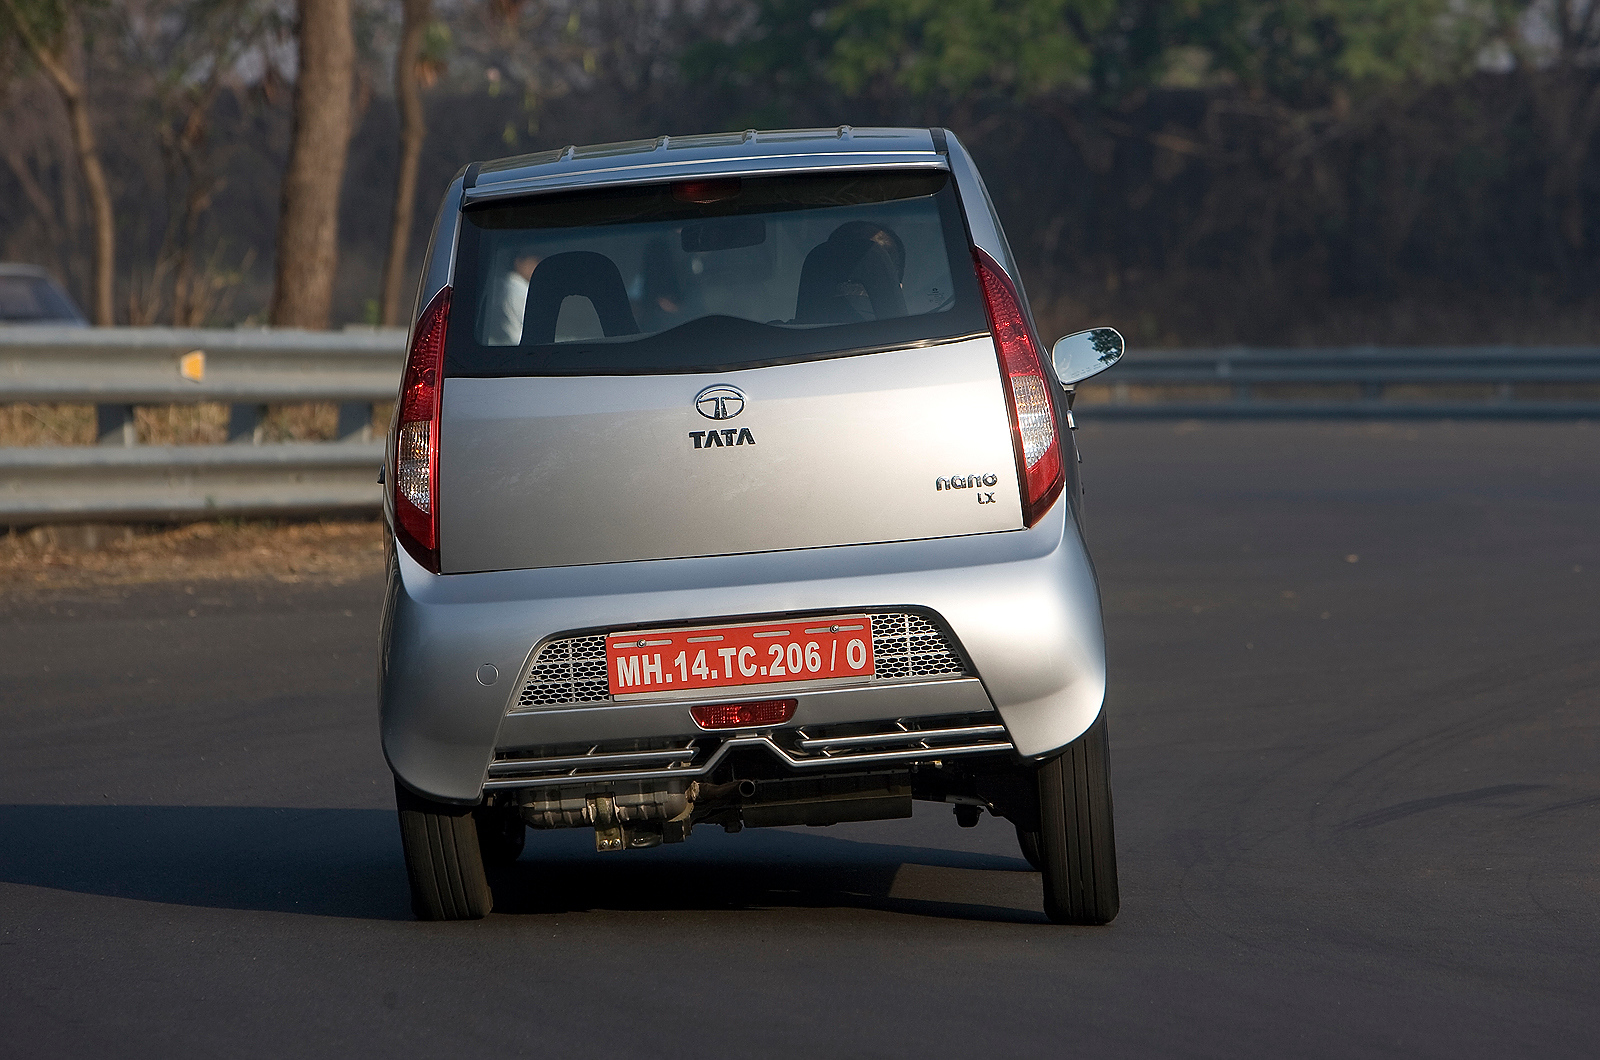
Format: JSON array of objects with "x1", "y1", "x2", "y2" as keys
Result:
[
  {"x1": 521, "y1": 251, "x2": 639, "y2": 345},
  {"x1": 794, "y1": 227, "x2": 908, "y2": 325}
]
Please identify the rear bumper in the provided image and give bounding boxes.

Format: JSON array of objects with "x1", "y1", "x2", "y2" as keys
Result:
[{"x1": 379, "y1": 498, "x2": 1105, "y2": 802}]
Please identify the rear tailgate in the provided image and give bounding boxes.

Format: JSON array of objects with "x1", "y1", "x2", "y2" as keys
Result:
[{"x1": 438, "y1": 336, "x2": 1020, "y2": 573}]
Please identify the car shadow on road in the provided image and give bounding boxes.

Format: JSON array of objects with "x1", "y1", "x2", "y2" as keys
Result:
[
  {"x1": 0, "y1": 805, "x2": 414, "y2": 920},
  {"x1": 0, "y1": 804, "x2": 1042, "y2": 923},
  {"x1": 492, "y1": 825, "x2": 1046, "y2": 924}
]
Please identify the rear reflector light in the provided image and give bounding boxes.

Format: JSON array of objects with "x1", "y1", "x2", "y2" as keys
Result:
[
  {"x1": 690, "y1": 699, "x2": 797, "y2": 730},
  {"x1": 393, "y1": 286, "x2": 451, "y2": 572},
  {"x1": 972, "y1": 248, "x2": 1064, "y2": 526}
]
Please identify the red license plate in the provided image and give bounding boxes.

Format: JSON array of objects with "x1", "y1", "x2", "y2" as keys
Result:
[{"x1": 606, "y1": 616, "x2": 875, "y2": 697}]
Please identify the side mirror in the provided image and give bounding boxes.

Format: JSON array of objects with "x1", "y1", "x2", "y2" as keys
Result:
[{"x1": 1051, "y1": 327, "x2": 1124, "y2": 385}]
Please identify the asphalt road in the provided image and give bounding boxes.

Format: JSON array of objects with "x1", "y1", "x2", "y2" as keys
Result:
[{"x1": 2, "y1": 420, "x2": 1596, "y2": 1059}]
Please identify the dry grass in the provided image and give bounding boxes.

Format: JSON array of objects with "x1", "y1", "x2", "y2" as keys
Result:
[
  {"x1": 0, "y1": 403, "x2": 97, "y2": 445},
  {"x1": 0, "y1": 518, "x2": 386, "y2": 596},
  {"x1": 1076, "y1": 383, "x2": 1233, "y2": 405},
  {"x1": 0, "y1": 402, "x2": 394, "y2": 447}
]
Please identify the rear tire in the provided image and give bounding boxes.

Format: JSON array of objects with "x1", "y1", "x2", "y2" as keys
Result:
[
  {"x1": 395, "y1": 780, "x2": 493, "y2": 920},
  {"x1": 1036, "y1": 711, "x2": 1119, "y2": 925}
]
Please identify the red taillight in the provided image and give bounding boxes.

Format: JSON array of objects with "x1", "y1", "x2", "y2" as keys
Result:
[
  {"x1": 690, "y1": 699, "x2": 797, "y2": 730},
  {"x1": 972, "y1": 249, "x2": 1064, "y2": 526},
  {"x1": 393, "y1": 286, "x2": 451, "y2": 572}
]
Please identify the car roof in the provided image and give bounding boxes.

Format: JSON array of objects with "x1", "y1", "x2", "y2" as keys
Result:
[
  {"x1": 0, "y1": 263, "x2": 56, "y2": 280},
  {"x1": 0, "y1": 263, "x2": 89, "y2": 325},
  {"x1": 464, "y1": 126, "x2": 945, "y2": 204}
]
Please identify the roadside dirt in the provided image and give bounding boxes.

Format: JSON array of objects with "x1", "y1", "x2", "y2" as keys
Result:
[{"x1": 0, "y1": 518, "x2": 386, "y2": 598}]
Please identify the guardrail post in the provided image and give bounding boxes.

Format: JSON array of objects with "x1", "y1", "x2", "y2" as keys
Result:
[
  {"x1": 228, "y1": 404, "x2": 267, "y2": 444},
  {"x1": 336, "y1": 402, "x2": 372, "y2": 442},
  {"x1": 1218, "y1": 357, "x2": 1252, "y2": 405},
  {"x1": 96, "y1": 405, "x2": 136, "y2": 446}
]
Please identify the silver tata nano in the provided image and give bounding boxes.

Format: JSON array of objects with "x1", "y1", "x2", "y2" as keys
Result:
[{"x1": 380, "y1": 127, "x2": 1126, "y2": 923}]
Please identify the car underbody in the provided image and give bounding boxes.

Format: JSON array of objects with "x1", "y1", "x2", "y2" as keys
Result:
[{"x1": 479, "y1": 738, "x2": 1037, "y2": 852}]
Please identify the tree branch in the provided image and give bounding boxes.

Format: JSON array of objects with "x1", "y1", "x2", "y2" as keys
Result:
[{"x1": 0, "y1": 0, "x2": 76, "y2": 98}]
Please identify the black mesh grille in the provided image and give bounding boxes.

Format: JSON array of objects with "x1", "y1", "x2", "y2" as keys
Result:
[
  {"x1": 516, "y1": 634, "x2": 610, "y2": 708},
  {"x1": 514, "y1": 612, "x2": 967, "y2": 710},
  {"x1": 870, "y1": 612, "x2": 967, "y2": 679}
]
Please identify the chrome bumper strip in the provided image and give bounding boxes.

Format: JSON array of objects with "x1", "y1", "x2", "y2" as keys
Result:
[
  {"x1": 795, "y1": 723, "x2": 1007, "y2": 750},
  {"x1": 485, "y1": 746, "x2": 697, "y2": 777},
  {"x1": 483, "y1": 719, "x2": 1014, "y2": 791}
]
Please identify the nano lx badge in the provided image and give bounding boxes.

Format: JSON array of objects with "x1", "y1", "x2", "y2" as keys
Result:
[
  {"x1": 939, "y1": 472, "x2": 999, "y2": 505},
  {"x1": 936, "y1": 473, "x2": 998, "y2": 490}
]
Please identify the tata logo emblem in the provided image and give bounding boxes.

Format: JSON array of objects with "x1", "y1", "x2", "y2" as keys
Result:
[{"x1": 695, "y1": 384, "x2": 745, "y2": 420}]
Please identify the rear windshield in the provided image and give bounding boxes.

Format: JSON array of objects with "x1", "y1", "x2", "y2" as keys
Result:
[{"x1": 445, "y1": 169, "x2": 987, "y2": 376}]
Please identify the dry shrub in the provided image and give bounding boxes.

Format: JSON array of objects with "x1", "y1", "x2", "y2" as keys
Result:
[
  {"x1": 0, "y1": 402, "x2": 391, "y2": 446},
  {"x1": 1075, "y1": 383, "x2": 1232, "y2": 405},
  {"x1": 134, "y1": 402, "x2": 232, "y2": 444},
  {"x1": 1381, "y1": 384, "x2": 1499, "y2": 403},
  {"x1": 0, "y1": 404, "x2": 96, "y2": 446},
  {"x1": 1490, "y1": 384, "x2": 1600, "y2": 402},
  {"x1": 263, "y1": 402, "x2": 338, "y2": 442},
  {"x1": 261, "y1": 402, "x2": 392, "y2": 441}
]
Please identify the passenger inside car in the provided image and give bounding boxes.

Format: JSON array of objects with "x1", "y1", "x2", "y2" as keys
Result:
[
  {"x1": 490, "y1": 246, "x2": 542, "y2": 344},
  {"x1": 795, "y1": 221, "x2": 907, "y2": 324},
  {"x1": 633, "y1": 236, "x2": 686, "y2": 332}
]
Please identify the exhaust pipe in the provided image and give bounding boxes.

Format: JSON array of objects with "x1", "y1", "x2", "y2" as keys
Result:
[{"x1": 691, "y1": 778, "x2": 756, "y2": 803}]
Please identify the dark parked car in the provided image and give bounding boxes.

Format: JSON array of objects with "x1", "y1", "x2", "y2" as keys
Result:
[{"x1": 0, "y1": 264, "x2": 88, "y2": 326}]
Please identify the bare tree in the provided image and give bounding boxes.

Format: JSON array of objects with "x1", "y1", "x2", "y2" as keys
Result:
[
  {"x1": 143, "y1": 0, "x2": 270, "y2": 324},
  {"x1": 378, "y1": 0, "x2": 431, "y2": 326},
  {"x1": 269, "y1": 0, "x2": 355, "y2": 328},
  {"x1": 0, "y1": 0, "x2": 116, "y2": 323},
  {"x1": 1524, "y1": 2, "x2": 1600, "y2": 278},
  {"x1": 0, "y1": 110, "x2": 71, "y2": 278}
]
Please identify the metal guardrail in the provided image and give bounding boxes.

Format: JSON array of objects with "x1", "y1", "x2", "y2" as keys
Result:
[
  {"x1": 0, "y1": 325, "x2": 406, "y2": 444},
  {"x1": 1, "y1": 326, "x2": 404, "y2": 523},
  {"x1": 2, "y1": 331, "x2": 1597, "y2": 525},
  {"x1": 1079, "y1": 346, "x2": 1600, "y2": 418},
  {"x1": 1, "y1": 442, "x2": 387, "y2": 522}
]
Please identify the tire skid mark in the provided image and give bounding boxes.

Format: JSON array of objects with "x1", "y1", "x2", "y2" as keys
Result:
[{"x1": 1341, "y1": 783, "x2": 1547, "y2": 829}]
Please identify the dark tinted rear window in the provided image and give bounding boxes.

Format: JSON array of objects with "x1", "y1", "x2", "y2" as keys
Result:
[{"x1": 445, "y1": 169, "x2": 986, "y2": 376}]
